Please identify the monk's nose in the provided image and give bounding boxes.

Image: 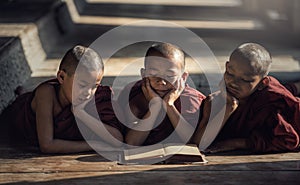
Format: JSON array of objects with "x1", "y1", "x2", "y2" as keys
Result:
[{"x1": 156, "y1": 78, "x2": 167, "y2": 85}]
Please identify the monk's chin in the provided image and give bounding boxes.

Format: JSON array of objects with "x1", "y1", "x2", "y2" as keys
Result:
[
  {"x1": 226, "y1": 87, "x2": 239, "y2": 97},
  {"x1": 155, "y1": 90, "x2": 169, "y2": 97}
]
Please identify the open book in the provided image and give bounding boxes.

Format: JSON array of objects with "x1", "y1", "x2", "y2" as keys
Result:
[{"x1": 120, "y1": 143, "x2": 207, "y2": 164}]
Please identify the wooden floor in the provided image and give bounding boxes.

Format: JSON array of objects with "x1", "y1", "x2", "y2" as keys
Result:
[
  {"x1": 1, "y1": 139, "x2": 300, "y2": 184},
  {"x1": 0, "y1": 84, "x2": 300, "y2": 185}
]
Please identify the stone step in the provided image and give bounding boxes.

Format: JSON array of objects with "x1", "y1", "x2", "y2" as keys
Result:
[
  {"x1": 0, "y1": 0, "x2": 66, "y2": 53},
  {"x1": 74, "y1": 0, "x2": 246, "y2": 19},
  {"x1": 64, "y1": 0, "x2": 295, "y2": 44},
  {"x1": 66, "y1": 0, "x2": 262, "y2": 30},
  {"x1": 0, "y1": 0, "x2": 68, "y2": 113},
  {"x1": 83, "y1": 0, "x2": 243, "y2": 6},
  {"x1": 66, "y1": 0, "x2": 298, "y2": 44}
]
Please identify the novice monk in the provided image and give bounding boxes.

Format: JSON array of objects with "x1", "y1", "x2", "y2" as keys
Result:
[
  {"x1": 118, "y1": 42, "x2": 206, "y2": 146},
  {"x1": 7, "y1": 45, "x2": 123, "y2": 153},
  {"x1": 191, "y1": 43, "x2": 300, "y2": 153}
]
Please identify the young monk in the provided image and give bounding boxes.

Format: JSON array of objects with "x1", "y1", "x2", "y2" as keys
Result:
[
  {"x1": 191, "y1": 43, "x2": 300, "y2": 153},
  {"x1": 7, "y1": 45, "x2": 123, "y2": 153},
  {"x1": 118, "y1": 42, "x2": 206, "y2": 146}
]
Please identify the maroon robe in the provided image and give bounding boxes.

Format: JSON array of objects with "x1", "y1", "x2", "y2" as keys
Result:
[
  {"x1": 118, "y1": 80, "x2": 206, "y2": 146},
  {"x1": 215, "y1": 76, "x2": 300, "y2": 152},
  {"x1": 284, "y1": 82, "x2": 299, "y2": 96},
  {"x1": 9, "y1": 79, "x2": 123, "y2": 146}
]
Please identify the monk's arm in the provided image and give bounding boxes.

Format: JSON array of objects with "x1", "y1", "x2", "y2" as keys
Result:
[
  {"x1": 164, "y1": 101, "x2": 196, "y2": 142},
  {"x1": 73, "y1": 105, "x2": 123, "y2": 147},
  {"x1": 191, "y1": 91, "x2": 239, "y2": 147},
  {"x1": 125, "y1": 98, "x2": 163, "y2": 146},
  {"x1": 163, "y1": 79, "x2": 199, "y2": 142},
  {"x1": 190, "y1": 99, "x2": 211, "y2": 145},
  {"x1": 34, "y1": 85, "x2": 92, "y2": 153}
]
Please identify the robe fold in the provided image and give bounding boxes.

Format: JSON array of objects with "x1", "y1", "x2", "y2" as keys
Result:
[{"x1": 215, "y1": 76, "x2": 300, "y2": 152}]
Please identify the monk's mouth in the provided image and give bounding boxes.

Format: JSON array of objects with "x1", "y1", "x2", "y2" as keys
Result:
[
  {"x1": 227, "y1": 87, "x2": 239, "y2": 96},
  {"x1": 154, "y1": 89, "x2": 170, "y2": 96}
]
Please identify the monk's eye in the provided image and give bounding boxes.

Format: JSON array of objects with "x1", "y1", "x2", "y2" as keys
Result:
[
  {"x1": 79, "y1": 83, "x2": 86, "y2": 88},
  {"x1": 225, "y1": 71, "x2": 233, "y2": 77},
  {"x1": 242, "y1": 79, "x2": 254, "y2": 83}
]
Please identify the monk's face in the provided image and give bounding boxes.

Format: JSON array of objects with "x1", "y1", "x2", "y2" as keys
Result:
[
  {"x1": 141, "y1": 53, "x2": 187, "y2": 97},
  {"x1": 224, "y1": 56, "x2": 263, "y2": 101},
  {"x1": 72, "y1": 69, "x2": 102, "y2": 106}
]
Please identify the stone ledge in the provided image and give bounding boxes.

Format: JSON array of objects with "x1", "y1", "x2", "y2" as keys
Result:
[
  {"x1": 0, "y1": 37, "x2": 31, "y2": 113},
  {"x1": 0, "y1": 0, "x2": 71, "y2": 114}
]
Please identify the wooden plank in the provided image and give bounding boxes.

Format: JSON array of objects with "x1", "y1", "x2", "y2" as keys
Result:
[
  {"x1": 0, "y1": 171, "x2": 299, "y2": 185},
  {"x1": 1, "y1": 149, "x2": 300, "y2": 173}
]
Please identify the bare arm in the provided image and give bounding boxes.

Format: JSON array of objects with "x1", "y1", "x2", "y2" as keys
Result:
[
  {"x1": 73, "y1": 101, "x2": 123, "y2": 147},
  {"x1": 125, "y1": 78, "x2": 163, "y2": 146},
  {"x1": 163, "y1": 78, "x2": 195, "y2": 142},
  {"x1": 191, "y1": 90, "x2": 239, "y2": 149},
  {"x1": 189, "y1": 98, "x2": 211, "y2": 145},
  {"x1": 125, "y1": 98, "x2": 163, "y2": 146},
  {"x1": 33, "y1": 84, "x2": 92, "y2": 153}
]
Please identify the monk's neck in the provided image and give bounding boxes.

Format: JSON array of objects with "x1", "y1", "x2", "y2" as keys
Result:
[{"x1": 58, "y1": 88, "x2": 71, "y2": 108}]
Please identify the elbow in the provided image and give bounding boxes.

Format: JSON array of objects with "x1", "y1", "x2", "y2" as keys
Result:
[
  {"x1": 284, "y1": 138, "x2": 300, "y2": 151},
  {"x1": 39, "y1": 142, "x2": 56, "y2": 154},
  {"x1": 125, "y1": 140, "x2": 135, "y2": 146},
  {"x1": 125, "y1": 137, "x2": 142, "y2": 146},
  {"x1": 111, "y1": 136, "x2": 124, "y2": 147},
  {"x1": 39, "y1": 146, "x2": 52, "y2": 154},
  {"x1": 112, "y1": 141, "x2": 123, "y2": 148},
  {"x1": 108, "y1": 131, "x2": 124, "y2": 147}
]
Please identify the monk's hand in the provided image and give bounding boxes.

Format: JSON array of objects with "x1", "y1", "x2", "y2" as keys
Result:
[
  {"x1": 163, "y1": 78, "x2": 185, "y2": 106},
  {"x1": 142, "y1": 77, "x2": 160, "y2": 102},
  {"x1": 204, "y1": 90, "x2": 227, "y2": 119},
  {"x1": 205, "y1": 138, "x2": 247, "y2": 153},
  {"x1": 226, "y1": 94, "x2": 239, "y2": 115},
  {"x1": 72, "y1": 98, "x2": 91, "y2": 114},
  {"x1": 218, "y1": 78, "x2": 239, "y2": 114}
]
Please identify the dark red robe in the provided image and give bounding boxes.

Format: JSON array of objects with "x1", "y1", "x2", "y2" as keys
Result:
[
  {"x1": 9, "y1": 79, "x2": 123, "y2": 146},
  {"x1": 215, "y1": 76, "x2": 300, "y2": 152},
  {"x1": 284, "y1": 82, "x2": 299, "y2": 96},
  {"x1": 118, "y1": 80, "x2": 206, "y2": 146}
]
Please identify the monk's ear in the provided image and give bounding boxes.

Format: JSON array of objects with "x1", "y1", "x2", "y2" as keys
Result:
[
  {"x1": 257, "y1": 76, "x2": 270, "y2": 90},
  {"x1": 57, "y1": 70, "x2": 66, "y2": 84},
  {"x1": 181, "y1": 71, "x2": 189, "y2": 82},
  {"x1": 140, "y1": 68, "x2": 146, "y2": 78}
]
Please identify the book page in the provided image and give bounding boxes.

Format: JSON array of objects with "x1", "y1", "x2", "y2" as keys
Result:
[
  {"x1": 124, "y1": 144, "x2": 165, "y2": 161},
  {"x1": 163, "y1": 143, "x2": 201, "y2": 156},
  {"x1": 122, "y1": 143, "x2": 206, "y2": 164}
]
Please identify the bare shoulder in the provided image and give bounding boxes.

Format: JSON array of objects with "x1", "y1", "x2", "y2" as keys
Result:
[
  {"x1": 31, "y1": 83, "x2": 57, "y2": 112},
  {"x1": 35, "y1": 83, "x2": 56, "y2": 99}
]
